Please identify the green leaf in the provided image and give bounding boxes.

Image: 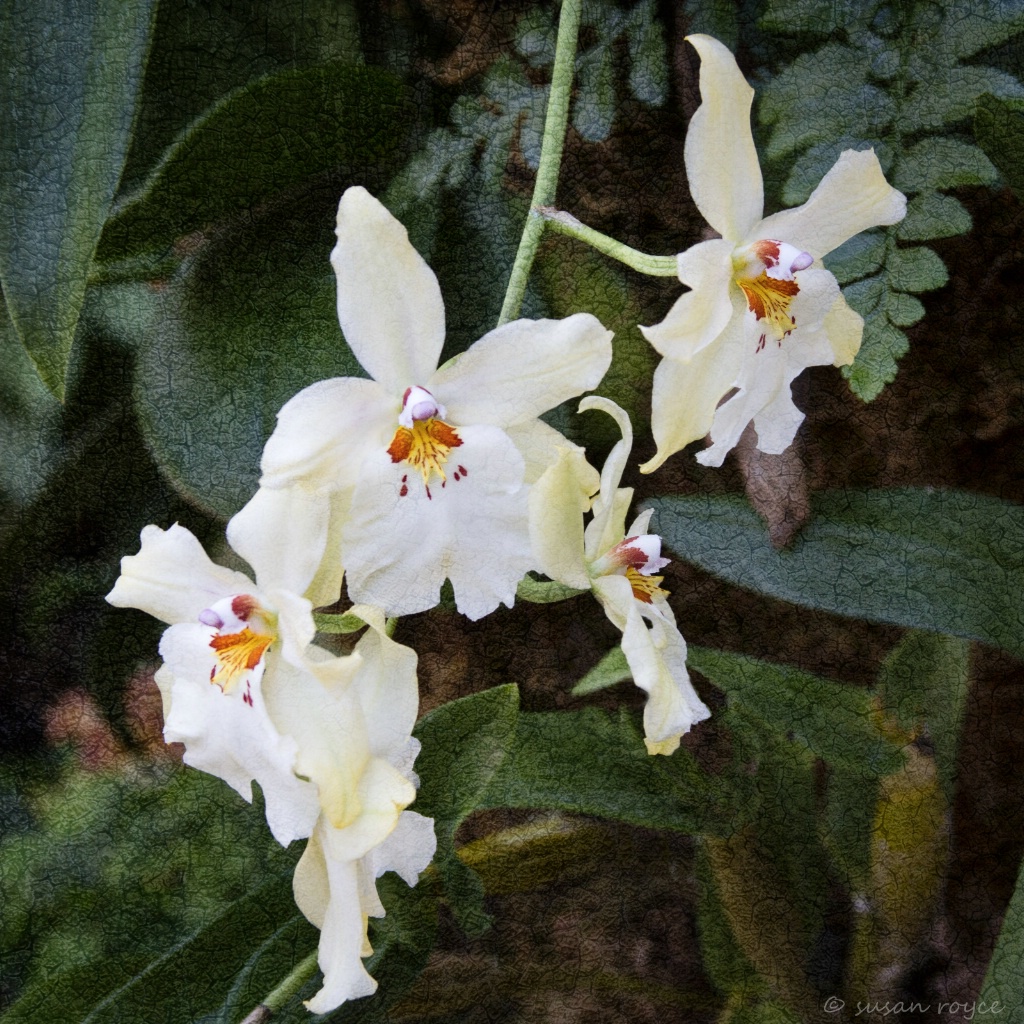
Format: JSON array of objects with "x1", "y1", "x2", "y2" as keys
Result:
[
  {"x1": 895, "y1": 192, "x2": 972, "y2": 241},
  {"x1": 759, "y1": 0, "x2": 869, "y2": 34},
  {"x1": 0, "y1": 0, "x2": 157, "y2": 397},
  {"x1": 58, "y1": 875, "x2": 297, "y2": 1023},
  {"x1": 842, "y1": 273, "x2": 885, "y2": 317},
  {"x1": 626, "y1": 0, "x2": 668, "y2": 106},
  {"x1": 884, "y1": 290, "x2": 926, "y2": 328},
  {"x1": 843, "y1": 311, "x2": 909, "y2": 402},
  {"x1": 892, "y1": 137, "x2": 999, "y2": 194},
  {"x1": 98, "y1": 63, "x2": 409, "y2": 263},
  {"x1": 822, "y1": 764, "x2": 879, "y2": 895},
  {"x1": 683, "y1": 0, "x2": 738, "y2": 48},
  {"x1": 571, "y1": 645, "x2": 632, "y2": 696},
  {"x1": 902, "y1": 67, "x2": 1024, "y2": 131},
  {"x1": 1, "y1": 956, "x2": 153, "y2": 1024},
  {"x1": 574, "y1": 46, "x2": 616, "y2": 143},
  {"x1": 515, "y1": 4, "x2": 556, "y2": 68},
  {"x1": 650, "y1": 488, "x2": 1024, "y2": 660},
  {"x1": 886, "y1": 245, "x2": 949, "y2": 293},
  {"x1": 980, "y1": 855, "x2": 1024, "y2": 1021},
  {"x1": 878, "y1": 631, "x2": 971, "y2": 802},
  {"x1": 823, "y1": 231, "x2": 887, "y2": 285},
  {"x1": 132, "y1": 187, "x2": 364, "y2": 517},
  {"x1": 0, "y1": 298, "x2": 62, "y2": 514},
  {"x1": 760, "y1": 45, "x2": 893, "y2": 161},
  {"x1": 938, "y1": 0, "x2": 1024, "y2": 62},
  {"x1": 688, "y1": 646, "x2": 904, "y2": 776},
  {"x1": 975, "y1": 93, "x2": 1024, "y2": 201},
  {"x1": 413, "y1": 685, "x2": 521, "y2": 827},
  {"x1": 413, "y1": 686, "x2": 519, "y2": 935},
  {"x1": 478, "y1": 707, "x2": 730, "y2": 835}
]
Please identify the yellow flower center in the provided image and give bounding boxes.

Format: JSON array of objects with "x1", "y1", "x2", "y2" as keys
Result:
[
  {"x1": 388, "y1": 418, "x2": 465, "y2": 499},
  {"x1": 733, "y1": 239, "x2": 810, "y2": 352},
  {"x1": 626, "y1": 566, "x2": 669, "y2": 604},
  {"x1": 209, "y1": 628, "x2": 275, "y2": 694}
]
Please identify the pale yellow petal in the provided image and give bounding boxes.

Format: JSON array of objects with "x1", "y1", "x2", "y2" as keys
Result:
[
  {"x1": 640, "y1": 307, "x2": 746, "y2": 473},
  {"x1": 684, "y1": 35, "x2": 763, "y2": 241},
  {"x1": 823, "y1": 292, "x2": 863, "y2": 366},
  {"x1": 753, "y1": 149, "x2": 906, "y2": 259},
  {"x1": 639, "y1": 239, "x2": 736, "y2": 361},
  {"x1": 528, "y1": 445, "x2": 593, "y2": 590}
]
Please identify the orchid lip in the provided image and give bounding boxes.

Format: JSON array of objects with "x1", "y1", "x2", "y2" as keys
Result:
[{"x1": 398, "y1": 385, "x2": 445, "y2": 429}]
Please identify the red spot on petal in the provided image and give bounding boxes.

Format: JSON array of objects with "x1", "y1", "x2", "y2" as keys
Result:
[
  {"x1": 751, "y1": 239, "x2": 781, "y2": 267},
  {"x1": 426, "y1": 486, "x2": 432, "y2": 501},
  {"x1": 231, "y1": 594, "x2": 258, "y2": 620},
  {"x1": 400, "y1": 483, "x2": 408, "y2": 497},
  {"x1": 458, "y1": 465, "x2": 468, "y2": 476}
]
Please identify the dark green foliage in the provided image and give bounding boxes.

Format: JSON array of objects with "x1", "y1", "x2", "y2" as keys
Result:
[{"x1": 758, "y1": 0, "x2": 1023, "y2": 400}]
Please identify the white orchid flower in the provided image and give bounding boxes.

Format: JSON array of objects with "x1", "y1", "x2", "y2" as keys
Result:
[
  {"x1": 291, "y1": 605, "x2": 437, "y2": 1013},
  {"x1": 248, "y1": 186, "x2": 613, "y2": 620},
  {"x1": 640, "y1": 34, "x2": 906, "y2": 472},
  {"x1": 530, "y1": 398, "x2": 710, "y2": 755},
  {"x1": 105, "y1": 522, "x2": 360, "y2": 846}
]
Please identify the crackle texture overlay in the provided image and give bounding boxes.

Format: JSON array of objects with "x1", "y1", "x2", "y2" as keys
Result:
[{"x1": 2, "y1": 2, "x2": 1024, "y2": 1022}]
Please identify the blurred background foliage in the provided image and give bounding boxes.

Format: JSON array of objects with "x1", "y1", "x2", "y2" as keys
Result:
[{"x1": 2, "y1": 0, "x2": 1024, "y2": 1020}]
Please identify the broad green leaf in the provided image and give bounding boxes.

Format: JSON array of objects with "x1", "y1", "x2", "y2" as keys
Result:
[
  {"x1": 684, "y1": 0, "x2": 739, "y2": 49},
  {"x1": 132, "y1": 187, "x2": 364, "y2": 517},
  {"x1": 980, "y1": 855, "x2": 1024, "y2": 1022},
  {"x1": 0, "y1": 0, "x2": 157, "y2": 397},
  {"x1": 98, "y1": 63, "x2": 409, "y2": 263},
  {"x1": 895, "y1": 192, "x2": 972, "y2": 241},
  {"x1": 822, "y1": 764, "x2": 879, "y2": 895},
  {"x1": 414, "y1": 685, "x2": 520, "y2": 827},
  {"x1": 478, "y1": 707, "x2": 730, "y2": 835},
  {"x1": 886, "y1": 245, "x2": 949, "y2": 293},
  {"x1": 515, "y1": 4, "x2": 556, "y2": 68},
  {"x1": 1, "y1": 956, "x2": 153, "y2": 1024},
  {"x1": 688, "y1": 646, "x2": 904, "y2": 775},
  {"x1": 892, "y1": 137, "x2": 999, "y2": 193},
  {"x1": 975, "y1": 93, "x2": 1024, "y2": 201},
  {"x1": 878, "y1": 631, "x2": 971, "y2": 802},
  {"x1": 843, "y1": 311, "x2": 909, "y2": 402},
  {"x1": 902, "y1": 67, "x2": 1024, "y2": 131},
  {"x1": 936, "y1": 0, "x2": 1024, "y2": 63},
  {"x1": 413, "y1": 685, "x2": 519, "y2": 935},
  {"x1": 823, "y1": 231, "x2": 887, "y2": 286},
  {"x1": 0, "y1": 298, "x2": 62, "y2": 514},
  {"x1": 571, "y1": 645, "x2": 632, "y2": 696},
  {"x1": 650, "y1": 489, "x2": 1024, "y2": 659},
  {"x1": 205, "y1": 915, "x2": 317, "y2": 1023},
  {"x1": 574, "y1": 46, "x2": 616, "y2": 143},
  {"x1": 57, "y1": 874, "x2": 299, "y2": 1023}
]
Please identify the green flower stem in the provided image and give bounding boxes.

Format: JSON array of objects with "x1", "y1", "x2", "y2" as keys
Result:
[
  {"x1": 497, "y1": 0, "x2": 583, "y2": 326},
  {"x1": 241, "y1": 949, "x2": 320, "y2": 1022},
  {"x1": 537, "y1": 206, "x2": 680, "y2": 277}
]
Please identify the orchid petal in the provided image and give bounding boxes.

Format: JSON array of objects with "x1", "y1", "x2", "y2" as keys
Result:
[
  {"x1": 331, "y1": 187, "x2": 445, "y2": 392},
  {"x1": 528, "y1": 445, "x2": 594, "y2": 590},
  {"x1": 367, "y1": 810, "x2": 437, "y2": 887},
  {"x1": 342, "y1": 424, "x2": 531, "y2": 619},
  {"x1": 639, "y1": 239, "x2": 736, "y2": 361},
  {"x1": 431, "y1": 313, "x2": 612, "y2": 428},
  {"x1": 640, "y1": 304, "x2": 747, "y2": 473},
  {"x1": 259, "y1": 376, "x2": 393, "y2": 492},
  {"x1": 296, "y1": 826, "x2": 378, "y2": 1014},
  {"x1": 159, "y1": 625, "x2": 320, "y2": 845},
  {"x1": 505, "y1": 417, "x2": 594, "y2": 486},
  {"x1": 823, "y1": 292, "x2": 863, "y2": 367},
  {"x1": 620, "y1": 608, "x2": 710, "y2": 756},
  {"x1": 753, "y1": 149, "x2": 906, "y2": 259},
  {"x1": 684, "y1": 34, "x2": 763, "y2": 242},
  {"x1": 228, "y1": 486, "x2": 336, "y2": 605},
  {"x1": 580, "y1": 397, "x2": 637, "y2": 563},
  {"x1": 106, "y1": 524, "x2": 254, "y2": 626}
]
